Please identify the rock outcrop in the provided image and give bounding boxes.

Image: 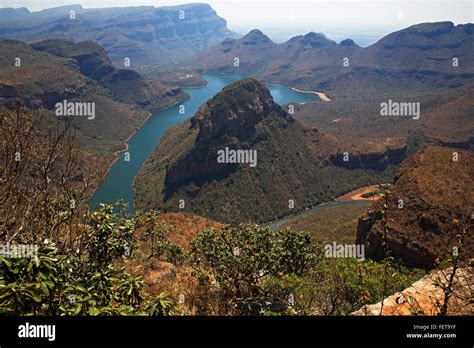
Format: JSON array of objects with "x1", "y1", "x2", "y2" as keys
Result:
[
  {"x1": 329, "y1": 138, "x2": 407, "y2": 170},
  {"x1": 352, "y1": 267, "x2": 473, "y2": 315},
  {"x1": 356, "y1": 146, "x2": 474, "y2": 269},
  {"x1": 163, "y1": 78, "x2": 293, "y2": 195},
  {"x1": 30, "y1": 39, "x2": 186, "y2": 110},
  {"x1": 193, "y1": 78, "x2": 288, "y2": 142}
]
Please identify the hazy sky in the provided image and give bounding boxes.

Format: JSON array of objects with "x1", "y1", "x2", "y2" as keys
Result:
[{"x1": 2, "y1": 1, "x2": 473, "y2": 44}]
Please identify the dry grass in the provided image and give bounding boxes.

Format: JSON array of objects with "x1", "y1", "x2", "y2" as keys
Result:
[{"x1": 119, "y1": 212, "x2": 224, "y2": 315}]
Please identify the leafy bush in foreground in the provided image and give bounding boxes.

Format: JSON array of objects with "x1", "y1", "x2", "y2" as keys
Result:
[
  {"x1": 189, "y1": 225, "x2": 318, "y2": 314},
  {"x1": 0, "y1": 204, "x2": 173, "y2": 316},
  {"x1": 186, "y1": 224, "x2": 424, "y2": 315}
]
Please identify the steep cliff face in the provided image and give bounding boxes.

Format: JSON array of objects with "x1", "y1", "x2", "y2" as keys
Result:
[
  {"x1": 163, "y1": 78, "x2": 293, "y2": 196},
  {"x1": 356, "y1": 146, "x2": 474, "y2": 269},
  {"x1": 155, "y1": 4, "x2": 228, "y2": 38},
  {"x1": 29, "y1": 39, "x2": 187, "y2": 110},
  {"x1": 0, "y1": 40, "x2": 87, "y2": 109},
  {"x1": 0, "y1": 4, "x2": 235, "y2": 66},
  {"x1": 31, "y1": 40, "x2": 114, "y2": 81},
  {"x1": 329, "y1": 138, "x2": 408, "y2": 170}
]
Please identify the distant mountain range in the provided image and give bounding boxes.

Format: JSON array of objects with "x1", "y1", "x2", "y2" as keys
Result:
[
  {"x1": 184, "y1": 19, "x2": 474, "y2": 183},
  {"x1": 0, "y1": 4, "x2": 236, "y2": 66},
  {"x1": 190, "y1": 22, "x2": 474, "y2": 95},
  {"x1": 2, "y1": 4, "x2": 472, "y2": 95}
]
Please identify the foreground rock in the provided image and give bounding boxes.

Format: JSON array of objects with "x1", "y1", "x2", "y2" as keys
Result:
[
  {"x1": 356, "y1": 146, "x2": 474, "y2": 268},
  {"x1": 352, "y1": 267, "x2": 473, "y2": 315}
]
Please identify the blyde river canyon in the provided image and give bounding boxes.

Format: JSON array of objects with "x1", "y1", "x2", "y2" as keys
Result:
[{"x1": 90, "y1": 74, "x2": 318, "y2": 213}]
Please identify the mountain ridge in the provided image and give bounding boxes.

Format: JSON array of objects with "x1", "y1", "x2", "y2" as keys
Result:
[
  {"x1": 0, "y1": 3, "x2": 235, "y2": 66},
  {"x1": 0, "y1": 39, "x2": 188, "y2": 158},
  {"x1": 189, "y1": 22, "x2": 474, "y2": 95}
]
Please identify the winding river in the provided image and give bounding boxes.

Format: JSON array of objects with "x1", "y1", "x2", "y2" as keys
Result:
[{"x1": 90, "y1": 74, "x2": 318, "y2": 213}]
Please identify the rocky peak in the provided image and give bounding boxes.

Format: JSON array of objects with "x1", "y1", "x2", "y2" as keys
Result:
[
  {"x1": 192, "y1": 78, "x2": 287, "y2": 142},
  {"x1": 339, "y1": 38, "x2": 358, "y2": 47},
  {"x1": 241, "y1": 29, "x2": 273, "y2": 45},
  {"x1": 304, "y1": 32, "x2": 325, "y2": 39},
  {"x1": 297, "y1": 32, "x2": 335, "y2": 48}
]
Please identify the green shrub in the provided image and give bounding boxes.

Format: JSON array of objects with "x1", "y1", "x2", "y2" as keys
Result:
[
  {"x1": 0, "y1": 203, "x2": 174, "y2": 316},
  {"x1": 189, "y1": 225, "x2": 318, "y2": 314}
]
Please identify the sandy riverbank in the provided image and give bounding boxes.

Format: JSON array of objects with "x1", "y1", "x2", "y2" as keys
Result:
[
  {"x1": 291, "y1": 87, "x2": 331, "y2": 101},
  {"x1": 336, "y1": 184, "x2": 382, "y2": 202}
]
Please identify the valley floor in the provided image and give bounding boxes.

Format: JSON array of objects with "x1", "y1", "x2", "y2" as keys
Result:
[{"x1": 267, "y1": 184, "x2": 382, "y2": 244}]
